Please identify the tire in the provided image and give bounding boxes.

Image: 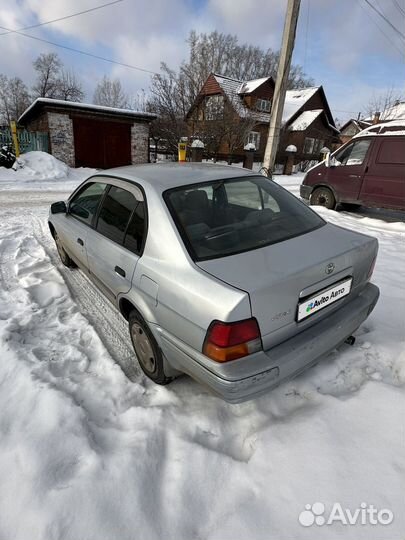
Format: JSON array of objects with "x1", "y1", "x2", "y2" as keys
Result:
[
  {"x1": 128, "y1": 310, "x2": 172, "y2": 385},
  {"x1": 310, "y1": 187, "x2": 336, "y2": 209},
  {"x1": 54, "y1": 232, "x2": 76, "y2": 268}
]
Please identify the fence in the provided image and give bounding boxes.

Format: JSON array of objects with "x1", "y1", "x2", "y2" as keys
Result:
[{"x1": 0, "y1": 128, "x2": 49, "y2": 153}]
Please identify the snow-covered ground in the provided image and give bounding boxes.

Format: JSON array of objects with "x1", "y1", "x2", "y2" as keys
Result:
[{"x1": 0, "y1": 154, "x2": 404, "y2": 540}]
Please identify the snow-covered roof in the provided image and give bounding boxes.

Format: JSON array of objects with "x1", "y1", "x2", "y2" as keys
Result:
[
  {"x1": 364, "y1": 101, "x2": 405, "y2": 122},
  {"x1": 282, "y1": 87, "x2": 319, "y2": 123},
  {"x1": 238, "y1": 77, "x2": 271, "y2": 94},
  {"x1": 289, "y1": 109, "x2": 323, "y2": 131},
  {"x1": 19, "y1": 98, "x2": 157, "y2": 124}
]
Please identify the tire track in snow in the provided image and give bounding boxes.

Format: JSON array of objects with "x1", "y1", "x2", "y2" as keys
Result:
[{"x1": 30, "y1": 213, "x2": 141, "y2": 380}]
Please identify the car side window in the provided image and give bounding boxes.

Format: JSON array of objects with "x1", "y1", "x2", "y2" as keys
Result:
[
  {"x1": 124, "y1": 202, "x2": 146, "y2": 255},
  {"x1": 334, "y1": 140, "x2": 371, "y2": 166},
  {"x1": 70, "y1": 182, "x2": 107, "y2": 225},
  {"x1": 96, "y1": 186, "x2": 138, "y2": 244}
]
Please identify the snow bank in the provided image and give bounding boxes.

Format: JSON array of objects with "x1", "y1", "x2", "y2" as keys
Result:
[
  {"x1": 0, "y1": 151, "x2": 96, "y2": 191},
  {"x1": 0, "y1": 172, "x2": 404, "y2": 540}
]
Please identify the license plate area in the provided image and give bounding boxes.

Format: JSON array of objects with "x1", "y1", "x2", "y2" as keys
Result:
[{"x1": 297, "y1": 277, "x2": 353, "y2": 322}]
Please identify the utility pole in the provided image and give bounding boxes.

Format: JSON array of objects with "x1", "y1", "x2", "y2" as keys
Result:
[{"x1": 262, "y1": 0, "x2": 301, "y2": 174}]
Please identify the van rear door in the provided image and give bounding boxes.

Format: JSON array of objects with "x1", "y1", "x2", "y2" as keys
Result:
[
  {"x1": 359, "y1": 136, "x2": 405, "y2": 210},
  {"x1": 327, "y1": 138, "x2": 372, "y2": 203}
]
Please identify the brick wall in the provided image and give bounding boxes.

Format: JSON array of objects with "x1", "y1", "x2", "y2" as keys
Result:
[
  {"x1": 48, "y1": 112, "x2": 75, "y2": 167},
  {"x1": 131, "y1": 122, "x2": 149, "y2": 164}
]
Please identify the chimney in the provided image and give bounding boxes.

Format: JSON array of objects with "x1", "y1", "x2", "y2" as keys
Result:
[{"x1": 372, "y1": 111, "x2": 381, "y2": 124}]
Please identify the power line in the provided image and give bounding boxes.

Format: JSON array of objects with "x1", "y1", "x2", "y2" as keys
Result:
[
  {"x1": 0, "y1": 0, "x2": 124, "y2": 37},
  {"x1": 0, "y1": 24, "x2": 159, "y2": 76},
  {"x1": 392, "y1": 0, "x2": 405, "y2": 17},
  {"x1": 356, "y1": 0, "x2": 405, "y2": 58},
  {"x1": 362, "y1": 0, "x2": 405, "y2": 40}
]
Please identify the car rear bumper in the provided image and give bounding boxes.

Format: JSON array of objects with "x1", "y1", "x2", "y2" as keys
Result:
[
  {"x1": 300, "y1": 184, "x2": 312, "y2": 200},
  {"x1": 157, "y1": 283, "x2": 379, "y2": 403}
]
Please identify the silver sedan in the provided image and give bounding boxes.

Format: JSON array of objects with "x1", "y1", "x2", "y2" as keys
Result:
[{"x1": 49, "y1": 163, "x2": 379, "y2": 402}]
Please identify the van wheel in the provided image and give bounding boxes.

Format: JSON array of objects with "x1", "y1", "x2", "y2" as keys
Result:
[
  {"x1": 310, "y1": 187, "x2": 336, "y2": 209},
  {"x1": 128, "y1": 310, "x2": 172, "y2": 385},
  {"x1": 54, "y1": 232, "x2": 76, "y2": 268}
]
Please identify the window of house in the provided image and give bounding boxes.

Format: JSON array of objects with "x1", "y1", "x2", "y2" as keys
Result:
[
  {"x1": 69, "y1": 182, "x2": 107, "y2": 225},
  {"x1": 303, "y1": 137, "x2": 315, "y2": 154},
  {"x1": 205, "y1": 95, "x2": 224, "y2": 120},
  {"x1": 256, "y1": 99, "x2": 271, "y2": 112},
  {"x1": 314, "y1": 139, "x2": 324, "y2": 154},
  {"x1": 247, "y1": 131, "x2": 261, "y2": 150},
  {"x1": 96, "y1": 186, "x2": 137, "y2": 244}
]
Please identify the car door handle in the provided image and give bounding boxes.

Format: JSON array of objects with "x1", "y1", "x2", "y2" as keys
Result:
[
  {"x1": 349, "y1": 174, "x2": 360, "y2": 178},
  {"x1": 115, "y1": 265, "x2": 126, "y2": 278},
  {"x1": 77, "y1": 237, "x2": 84, "y2": 246}
]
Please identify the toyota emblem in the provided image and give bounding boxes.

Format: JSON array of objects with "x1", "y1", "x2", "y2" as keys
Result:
[{"x1": 325, "y1": 263, "x2": 335, "y2": 274}]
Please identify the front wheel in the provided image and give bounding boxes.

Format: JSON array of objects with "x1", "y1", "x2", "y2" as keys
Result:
[
  {"x1": 129, "y1": 310, "x2": 172, "y2": 385},
  {"x1": 310, "y1": 187, "x2": 336, "y2": 209}
]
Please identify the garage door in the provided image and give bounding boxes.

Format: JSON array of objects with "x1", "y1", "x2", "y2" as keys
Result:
[{"x1": 73, "y1": 117, "x2": 132, "y2": 169}]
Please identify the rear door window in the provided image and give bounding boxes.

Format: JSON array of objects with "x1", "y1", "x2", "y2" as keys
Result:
[
  {"x1": 69, "y1": 182, "x2": 107, "y2": 225},
  {"x1": 96, "y1": 186, "x2": 137, "y2": 244},
  {"x1": 123, "y1": 202, "x2": 146, "y2": 255},
  {"x1": 377, "y1": 139, "x2": 405, "y2": 165}
]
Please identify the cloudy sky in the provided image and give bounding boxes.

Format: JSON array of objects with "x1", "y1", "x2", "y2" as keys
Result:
[{"x1": 1, "y1": 0, "x2": 404, "y2": 123}]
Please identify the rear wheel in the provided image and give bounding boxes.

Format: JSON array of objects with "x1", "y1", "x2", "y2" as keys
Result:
[
  {"x1": 128, "y1": 310, "x2": 172, "y2": 385},
  {"x1": 54, "y1": 232, "x2": 75, "y2": 268},
  {"x1": 310, "y1": 187, "x2": 336, "y2": 209}
]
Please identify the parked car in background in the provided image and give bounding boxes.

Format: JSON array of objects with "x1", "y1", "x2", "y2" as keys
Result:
[
  {"x1": 300, "y1": 121, "x2": 405, "y2": 211},
  {"x1": 49, "y1": 163, "x2": 379, "y2": 402}
]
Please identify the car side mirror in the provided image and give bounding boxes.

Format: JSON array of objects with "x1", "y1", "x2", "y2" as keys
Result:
[
  {"x1": 325, "y1": 153, "x2": 331, "y2": 168},
  {"x1": 50, "y1": 201, "x2": 67, "y2": 214}
]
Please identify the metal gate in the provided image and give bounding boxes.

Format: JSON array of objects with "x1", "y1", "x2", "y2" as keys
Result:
[{"x1": 0, "y1": 128, "x2": 49, "y2": 153}]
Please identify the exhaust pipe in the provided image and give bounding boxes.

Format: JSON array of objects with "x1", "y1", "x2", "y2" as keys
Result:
[{"x1": 345, "y1": 335, "x2": 356, "y2": 346}]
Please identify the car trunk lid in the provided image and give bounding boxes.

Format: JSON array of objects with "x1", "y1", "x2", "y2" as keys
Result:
[{"x1": 197, "y1": 223, "x2": 377, "y2": 350}]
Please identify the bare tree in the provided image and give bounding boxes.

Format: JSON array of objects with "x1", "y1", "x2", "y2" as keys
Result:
[
  {"x1": 58, "y1": 70, "x2": 84, "y2": 102},
  {"x1": 32, "y1": 53, "x2": 84, "y2": 102},
  {"x1": 0, "y1": 74, "x2": 30, "y2": 124},
  {"x1": 148, "y1": 64, "x2": 189, "y2": 153},
  {"x1": 364, "y1": 87, "x2": 405, "y2": 120},
  {"x1": 93, "y1": 76, "x2": 128, "y2": 108},
  {"x1": 32, "y1": 53, "x2": 62, "y2": 98}
]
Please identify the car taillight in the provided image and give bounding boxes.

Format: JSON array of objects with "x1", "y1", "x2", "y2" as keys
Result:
[
  {"x1": 367, "y1": 255, "x2": 377, "y2": 280},
  {"x1": 203, "y1": 318, "x2": 262, "y2": 362}
]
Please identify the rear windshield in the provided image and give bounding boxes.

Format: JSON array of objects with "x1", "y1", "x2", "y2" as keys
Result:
[{"x1": 164, "y1": 175, "x2": 325, "y2": 261}]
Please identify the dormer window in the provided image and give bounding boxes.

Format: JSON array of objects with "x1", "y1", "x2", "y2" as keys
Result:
[{"x1": 256, "y1": 99, "x2": 271, "y2": 112}]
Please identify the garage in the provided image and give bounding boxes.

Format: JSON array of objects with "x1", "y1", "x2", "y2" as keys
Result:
[
  {"x1": 18, "y1": 98, "x2": 156, "y2": 168},
  {"x1": 73, "y1": 117, "x2": 131, "y2": 169}
]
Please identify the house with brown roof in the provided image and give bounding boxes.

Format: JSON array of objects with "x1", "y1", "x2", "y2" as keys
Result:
[
  {"x1": 186, "y1": 73, "x2": 340, "y2": 170},
  {"x1": 339, "y1": 118, "x2": 371, "y2": 145}
]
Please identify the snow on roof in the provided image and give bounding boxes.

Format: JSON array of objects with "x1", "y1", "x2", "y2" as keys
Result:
[
  {"x1": 364, "y1": 102, "x2": 405, "y2": 122},
  {"x1": 289, "y1": 109, "x2": 323, "y2": 131},
  {"x1": 238, "y1": 77, "x2": 270, "y2": 94},
  {"x1": 282, "y1": 87, "x2": 319, "y2": 123},
  {"x1": 19, "y1": 97, "x2": 156, "y2": 123}
]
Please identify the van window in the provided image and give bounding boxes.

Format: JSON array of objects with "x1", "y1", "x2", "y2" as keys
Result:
[
  {"x1": 334, "y1": 139, "x2": 371, "y2": 166},
  {"x1": 96, "y1": 186, "x2": 137, "y2": 244},
  {"x1": 377, "y1": 139, "x2": 405, "y2": 165},
  {"x1": 70, "y1": 182, "x2": 107, "y2": 225}
]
